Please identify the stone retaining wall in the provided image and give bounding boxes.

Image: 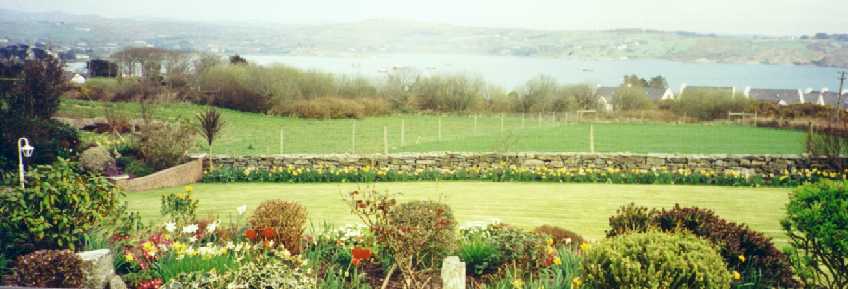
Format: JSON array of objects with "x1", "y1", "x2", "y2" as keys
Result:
[
  {"x1": 199, "y1": 153, "x2": 847, "y2": 175},
  {"x1": 115, "y1": 159, "x2": 204, "y2": 192}
]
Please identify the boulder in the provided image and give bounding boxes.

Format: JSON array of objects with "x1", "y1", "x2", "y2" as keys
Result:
[
  {"x1": 77, "y1": 249, "x2": 114, "y2": 289},
  {"x1": 109, "y1": 274, "x2": 128, "y2": 289}
]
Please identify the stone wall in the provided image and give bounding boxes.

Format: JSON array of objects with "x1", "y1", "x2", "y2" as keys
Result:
[
  {"x1": 199, "y1": 153, "x2": 847, "y2": 175},
  {"x1": 115, "y1": 159, "x2": 204, "y2": 192}
]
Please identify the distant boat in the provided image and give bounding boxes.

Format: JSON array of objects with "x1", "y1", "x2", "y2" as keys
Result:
[{"x1": 581, "y1": 68, "x2": 594, "y2": 72}]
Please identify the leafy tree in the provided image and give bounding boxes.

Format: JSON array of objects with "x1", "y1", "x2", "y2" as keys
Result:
[
  {"x1": 612, "y1": 86, "x2": 653, "y2": 111},
  {"x1": 229, "y1": 54, "x2": 248, "y2": 65},
  {"x1": 516, "y1": 75, "x2": 558, "y2": 112},
  {"x1": 623, "y1": 74, "x2": 649, "y2": 88},
  {"x1": 648, "y1": 75, "x2": 669, "y2": 90},
  {"x1": 0, "y1": 47, "x2": 77, "y2": 173},
  {"x1": 86, "y1": 59, "x2": 119, "y2": 78}
]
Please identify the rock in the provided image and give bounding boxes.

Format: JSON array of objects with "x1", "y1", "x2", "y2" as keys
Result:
[
  {"x1": 441, "y1": 256, "x2": 466, "y2": 289},
  {"x1": 109, "y1": 274, "x2": 128, "y2": 289},
  {"x1": 77, "y1": 249, "x2": 114, "y2": 289},
  {"x1": 522, "y1": 159, "x2": 545, "y2": 167}
]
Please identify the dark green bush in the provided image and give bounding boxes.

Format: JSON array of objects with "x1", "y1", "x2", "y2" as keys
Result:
[
  {"x1": 483, "y1": 224, "x2": 546, "y2": 272},
  {"x1": 0, "y1": 118, "x2": 79, "y2": 175},
  {"x1": 387, "y1": 201, "x2": 457, "y2": 269},
  {"x1": 249, "y1": 200, "x2": 308, "y2": 254},
  {"x1": 0, "y1": 158, "x2": 122, "y2": 258},
  {"x1": 608, "y1": 203, "x2": 799, "y2": 288},
  {"x1": 14, "y1": 249, "x2": 86, "y2": 288},
  {"x1": 119, "y1": 156, "x2": 155, "y2": 177},
  {"x1": 582, "y1": 231, "x2": 731, "y2": 289},
  {"x1": 782, "y1": 180, "x2": 848, "y2": 289}
]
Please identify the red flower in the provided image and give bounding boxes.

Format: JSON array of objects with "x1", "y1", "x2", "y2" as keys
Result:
[
  {"x1": 262, "y1": 227, "x2": 275, "y2": 239},
  {"x1": 352, "y1": 247, "x2": 372, "y2": 261},
  {"x1": 244, "y1": 229, "x2": 258, "y2": 241},
  {"x1": 352, "y1": 258, "x2": 362, "y2": 266}
]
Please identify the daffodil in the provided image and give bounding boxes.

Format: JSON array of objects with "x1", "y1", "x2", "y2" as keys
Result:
[
  {"x1": 512, "y1": 278, "x2": 524, "y2": 289},
  {"x1": 579, "y1": 242, "x2": 591, "y2": 252},
  {"x1": 553, "y1": 256, "x2": 562, "y2": 265},
  {"x1": 738, "y1": 255, "x2": 746, "y2": 263},
  {"x1": 183, "y1": 224, "x2": 199, "y2": 234},
  {"x1": 571, "y1": 277, "x2": 583, "y2": 288},
  {"x1": 732, "y1": 270, "x2": 742, "y2": 281}
]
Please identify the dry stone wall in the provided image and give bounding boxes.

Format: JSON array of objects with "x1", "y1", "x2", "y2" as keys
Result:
[{"x1": 199, "y1": 153, "x2": 847, "y2": 175}]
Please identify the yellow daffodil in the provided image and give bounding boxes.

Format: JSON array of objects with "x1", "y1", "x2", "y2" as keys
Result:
[
  {"x1": 738, "y1": 255, "x2": 746, "y2": 263},
  {"x1": 553, "y1": 256, "x2": 562, "y2": 265},
  {"x1": 579, "y1": 242, "x2": 591, "y2": 252},
  {"x1": 546, "y1": 238, "x2": 554, "y2": 246},
  {"x1": 184, "y1": 185, "x2": 193, "y2": 193},
  {"x1": 512, "y1": 278, "x2": 524, "y2": 289},
  {"x1": 732, "y1": 271, "x2": 742, "y2": 281},
  {"x1": 571, "y1": 277, "x2": 583, "y2": 288}
]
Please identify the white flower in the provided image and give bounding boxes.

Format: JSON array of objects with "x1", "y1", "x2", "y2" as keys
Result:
[
  {"x1": 207, "y1": 222, "x2": 218, "y2": 234},
  {"x1": 183, "y1": 224, "x2": 199, "y2": 234},
  {"x1": 237, "y1": 205, "x2": 247, "y2": 216},
  {"x1": 188, "y1": 236, "x2": 198, "y2": 243},
  {"x1": 226, "y1": 241, "x2": 235, "y2": 250},
  {"x1": 164, "y1": 221, "x2": 177, "y2": 233}
]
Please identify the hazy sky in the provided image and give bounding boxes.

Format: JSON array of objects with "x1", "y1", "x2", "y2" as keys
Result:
[{"x1": 4, "y1": 0, "x2": 847, "y2": 35}]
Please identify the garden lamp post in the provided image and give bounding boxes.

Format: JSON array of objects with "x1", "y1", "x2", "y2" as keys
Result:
[{"x1": 17, "y1": 137, "x2": 34, "y2": 189}]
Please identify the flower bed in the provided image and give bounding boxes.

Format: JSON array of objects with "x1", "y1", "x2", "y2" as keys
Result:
[{"x1": 203, "y1": 165, "x2": 847, "y2": 187}]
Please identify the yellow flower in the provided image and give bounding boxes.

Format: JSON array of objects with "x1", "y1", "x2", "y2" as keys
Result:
[
  {"x1": 546, "y1": 246, "x2": 556, "y2": 255},
  {"x1": 732, "y1": 271, "x2": 741, "y2": 281},
  {"x1": 512, "y1": 278, "x2": 524, "y2": 289},
  {"x1": 571, "y1": 277, "x2": 583, "y2": 288},
  {"x1": 579, "y1": 242, "x2": 591, "y2": 252},
  {"x1": 738, "y1": 255, "x2": 746, "y2": 263},
  {"x1": 553, "y1": 256, "x2": 562, "y2": 265},
  {"x1": 124, "y1": 253, "x2": 135, "y2": 262},
  {"x1": 184, "y1": 185, "x2": 193, "y2": 193},
  {"x1": 546, "y1": 238, "x2": 554, "y2": 246}
]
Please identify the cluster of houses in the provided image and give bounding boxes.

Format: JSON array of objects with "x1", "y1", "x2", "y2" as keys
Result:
[{"x1": 594, "y1": 84, "x2": 848, "y2": 112}]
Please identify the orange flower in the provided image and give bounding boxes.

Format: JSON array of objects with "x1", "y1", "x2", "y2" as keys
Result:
[
  {"x1": 352, "y1": 258, "x2": 362, "y2": 266},
  {"x1": 262, "y1": 227, "x2": 275, "y2": 239},
  {"x1": 244, "y1": 229, "x2": 257, "y2": 241},
  {"x1": 352, "y1": 247, "x2": 372, "y2": 260}
]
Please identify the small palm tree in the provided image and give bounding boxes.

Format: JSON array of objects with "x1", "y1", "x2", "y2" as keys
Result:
[{"x1": 196, "y1": 107, "x2": 225, "y2": 168}]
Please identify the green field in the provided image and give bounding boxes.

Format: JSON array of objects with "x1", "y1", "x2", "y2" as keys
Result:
[
  {"x1": 131, "y1": 182, "x2": 792, "y2": 245},
  {"x1": 60, "y1": 99, "x2": 805, "y2": 155}
]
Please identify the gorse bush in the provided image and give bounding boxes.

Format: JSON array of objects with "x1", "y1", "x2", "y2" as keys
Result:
[
  {"x1": 0, "y1": 159, "x2": 121, "y2": 258},
  {"x1": 606, "y1": 202, "x2": 656, "y2": 237},
  {"x1": 14, "y1": 249, "x2": 86, "y2": 288},
  {"x1": 249, "y1": 199, "x2": 308, "y2": 254},
  {"x1": 387, "y1": 200, "x2": 458, "y2": 270},
  {"x1": 161, "y1": 186, "x2": 199, "y2": 223},
  {"x1": 582, "y1": 231, "x2": 731, "y2": 289},
  {"x1": 782, "y1": 180, "x2": 848, "y2": 289},
  {"x1": 607, "y1": 203, "x2": 798, "y2": 288}
]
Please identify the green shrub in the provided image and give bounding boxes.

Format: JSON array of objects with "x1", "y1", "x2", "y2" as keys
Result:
[
  {"x1": 458, "y1": 234, "x2": 502, "y2": 276},
  {"x1": 612, "y1": 86, "x2": 654, "y2": 111},
  {"x1": 481, "y1": 224, "x2": 546, "y2": 272},
  {"x1": 582, "y1": 231, "x2": 731, "y2": 289},
  {"x1": 670, "y1": 89, "x2": 752, "y2": 120},
  {"x1": 0, "y1": 118, "x2": 80, "y2": 174},
  {"x1": 387, "y1": 200, "x2": 457, "y2": 269},
  {"x1": 0, "y1": 159, "x2": 121, "y2": 258},
  {"x1": 120, "y1": 156, "x2": 155, "y2": 177},
  {"x1": 782, "y1": 180, "x2": 848, "y2": 289},
  {"x1": 249, "y1": 199, "x2": 308, "y2": 254},
  {"x1": 136, "y1": 120, "x2": 196, "y2": 171},
  {"x1": 14, "y1": 249, "x2": 86, "y2": 288},
  {"x1": 533, "y1": 224, "x2": 585, "y2": 249},
  {"x1": 79, "y1": 146, "x2": 116, "y2": 174},
  {"x1": 608, "y1": 203, "x2": 798, "y2": 288}
]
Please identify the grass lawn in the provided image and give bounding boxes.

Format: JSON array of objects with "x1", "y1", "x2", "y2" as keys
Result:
[
  {"x1": 130, "y1": 182, "x2": 792, "y2": 245},
  {"x1": 60, "y1": 99, "x2": 804, "y2": 155}
]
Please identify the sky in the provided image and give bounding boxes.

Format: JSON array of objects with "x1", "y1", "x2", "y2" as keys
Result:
[{"x1": 3, "y1": 0, "x2": 847, "y2": 35}]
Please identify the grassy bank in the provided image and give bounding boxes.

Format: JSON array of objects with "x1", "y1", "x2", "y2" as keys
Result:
[{"x1": 60, "y1": 99, "x2": 805, "y2": 155}]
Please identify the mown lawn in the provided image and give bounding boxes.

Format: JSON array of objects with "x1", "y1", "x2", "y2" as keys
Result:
[
  {"x1": 129, "y1": 182, "x2": 792, "y2": 245},
  {"x1": 59, "y1": 99, "x2": 804, "y2": 155}
]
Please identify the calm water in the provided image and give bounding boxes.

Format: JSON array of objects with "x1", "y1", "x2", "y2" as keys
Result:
[{"x1": 246, "y1": 53, "x2": 845, "y2": 90}]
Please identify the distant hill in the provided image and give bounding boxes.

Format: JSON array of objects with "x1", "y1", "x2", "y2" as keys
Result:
[{"x1": 0, "y1": 9, "x2": 846, "y2": 68}]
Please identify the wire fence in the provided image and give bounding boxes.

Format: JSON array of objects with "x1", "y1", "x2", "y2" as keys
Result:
[{"x1": 229, "y1": 113, "x2": 803, "y2": 156}]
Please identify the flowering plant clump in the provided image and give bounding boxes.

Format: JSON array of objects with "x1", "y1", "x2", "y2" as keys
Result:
[
  {"x1": 203, "y1": 164, "x2": 848, "y2": 187},
  {"x1": 160, "y1": 185, "x2": 199, "y2": 223}
]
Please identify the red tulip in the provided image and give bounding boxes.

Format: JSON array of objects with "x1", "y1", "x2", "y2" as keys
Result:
[{"x1": 244, "y1": 229, "x2": 258, "y2": 241}]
